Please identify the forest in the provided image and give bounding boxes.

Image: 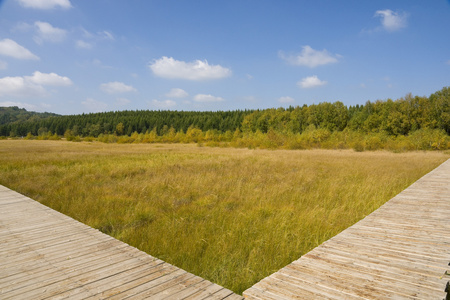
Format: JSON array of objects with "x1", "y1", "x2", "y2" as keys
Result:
[
  {"x1": 1, "y1": 86, "x2": 449, "y2": 151},
  {"x1": 0, "y1": 106, "x2": 59, "y2": 126}
]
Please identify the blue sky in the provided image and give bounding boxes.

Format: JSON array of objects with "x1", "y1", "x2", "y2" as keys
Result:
[{"x1": 0, "y1": 0, "x2": 449, "y2": 115}]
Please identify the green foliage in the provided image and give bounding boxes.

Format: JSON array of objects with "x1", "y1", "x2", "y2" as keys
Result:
[
  {"x1": 0, "y1": 106, "x2": 59, "y2": 126},
  {"x1": 1, "y1": 87, "x2": 449, "y2": 151},
  {"x1": 0, "y1": 109, "x2": 252, "y2": 137}
]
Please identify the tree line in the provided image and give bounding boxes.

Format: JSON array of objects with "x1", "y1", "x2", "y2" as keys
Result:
[
  {"x1": 0, "y1": 110, "x2": 251, "y2": 137},
  {"x1": 0, "y1": 106, "x2": 59, "y2": 126},
  {"x1": 241, "y1": 87, "x2": 449, "y2": 136},
  {"x1": 1, "y1": 87, "x2": 449, "y2": 151}
]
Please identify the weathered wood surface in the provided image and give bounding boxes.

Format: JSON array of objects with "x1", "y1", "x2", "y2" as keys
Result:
[
  {"x1": 244, "y1": 159, "x2": 450, "y2": 300},
  {"x1": 0, "y1": 185, "x2": 243, "y2": 300}
]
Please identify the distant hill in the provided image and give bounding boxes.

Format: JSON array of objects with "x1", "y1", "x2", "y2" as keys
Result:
[{"x1": 0, "y1": 106, "x2": 60, "y2": 126}]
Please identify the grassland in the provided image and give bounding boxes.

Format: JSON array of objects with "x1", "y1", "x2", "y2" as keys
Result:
[{"x1": 0, "y1": 140, "x2": 448, "y2": 294}]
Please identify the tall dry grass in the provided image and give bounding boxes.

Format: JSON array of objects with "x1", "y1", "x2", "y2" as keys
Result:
[{"x1": 0, "y1": 140, "x2": 447, "y2": 294}]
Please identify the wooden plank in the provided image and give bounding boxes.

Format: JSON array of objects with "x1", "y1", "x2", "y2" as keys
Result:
[
  {"x1": 105, "y1": 268, "x2": 190, "y2": 299},
  {"x1": 92, "y1": 264, "x2": 181, "y2": 299},
  {"x1": 181, "y1": 283, "x2": 225, "y2": 300},
  {"x1": 0, "y1": 243, "x2": 132, "y2": 287},
  {"x1": 292, "y1": 255, "x2": 442, "y2": 298},
  {"x1": 0, "y1": 185, "x2": 243, "y2": 300}
]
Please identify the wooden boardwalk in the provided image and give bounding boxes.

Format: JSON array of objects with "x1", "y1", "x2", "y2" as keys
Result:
[
  {"x1": 0, "y1": 185, "x2": 243, "y2": 300},
  {"x1": 244, "y1": 159, "x2": 450, "y2": 299},
  {"x1": 1, "y1": 160, "x2": 449, "y2": 300}
]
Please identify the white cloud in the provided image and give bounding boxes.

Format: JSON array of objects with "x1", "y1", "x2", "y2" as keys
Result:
[
  {"x1": 0, "y1": 61, "x2": 7, "y2": 70},
  {"x1": 375, "y1": 9, "x2": 408, "y2": 32},
  {"x1": 34, "y1": 21, "x2": 66, "y2": 44},
  {"x1": 279, "y1": 46, "x2": 339, "y2": 68},
  {"x1": 297, "y1": 75, "x2": 327, "y2": 89},
  {"x1": 446, "y1": 60, "x2": 450, "y2": 66},
  {"x1": 13, "y1": 22, "x2": 33, "y2": 32},
  {"x1": 81, "y1": 98, "x2": 107, "y2": 112},
  {"x1": 193, "y1": 94, "x2": 224, "y2": 103},
  {"x1": 77, "y1": 28, "x2": 114, "y2": 49},
  {"x1": 278, "y1": 96, "x2": 294, "y2": 103},
  {"x1": 81, "y1": 28, "x2": 93, "y2": 39},
  {"x1": 149, "y1": 56, "x2": 232, "y2": 80},
  {"x1": 26, "y1": 71, "x2": 72, "y2": 86},
  {"x1": 76, "y1": 40, "x2": 92, "y2": 49},
  {"x1": 165, "y1": 88, "x2": 188, "y2": 98},
  {"x1": 0, "y1": 76, "x2": 46, "y2": 97},
  {"x1": 0, "y1": 39, "x2": 39, "y2": 60},
  {"x1": 0, "y1": 71, "x2": 72, "y2": 98},
  {"x1": 150, "y1": 99, "x2": 176, "y2": 109},
  {"x1": 116, "y1": 98, "x2": 131, "y2": 106},
  {"x1": 98, "y1": 31, "x2": 114, "y2": 41},
  {"x1": 16, "y1": 0, "x2": 72, "y2": 10},
  {"x1": 100, "y1": 81, "x2": 136, "y2": 94},
  {"x1": 0, "y1": 101, "x2": 37, "y2": 111}
]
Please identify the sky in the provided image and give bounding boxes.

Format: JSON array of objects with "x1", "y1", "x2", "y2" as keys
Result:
[{"x1": 0, "y1": 0, "x2": 449, "y2": 115}]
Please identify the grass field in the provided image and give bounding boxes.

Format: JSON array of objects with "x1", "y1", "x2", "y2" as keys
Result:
[{"x1": 0, "y1": 140, "x2": 448, "y2": 294}]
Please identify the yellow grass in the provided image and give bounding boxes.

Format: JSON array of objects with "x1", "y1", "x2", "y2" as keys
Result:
[{"x1": 0, "y1": 140, "x2": 448, "y2": 294}]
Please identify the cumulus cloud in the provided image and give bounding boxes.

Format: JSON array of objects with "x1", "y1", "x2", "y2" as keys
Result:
[
  {"x1": 150, "y1": 99, "x2": 176, "y2": 109},
  {"x1": 34, "y1": 21, "x2": 67, "y2": 44},
  {"x1": 193, "y1": 94, "x2": 224, "y2": 103},
  {"x1": 279, "y1": 46, "x2": 339, "y2": 68},
  {"x1": 0, "y1": 71, "x2": 72, "y2": 98},
  {"x1": 76, "y1": 40, "x2": 92, "y2": 49},
  {"x1": 165, "y1": 88, "x2": 188, "y2": 98},
  {"x1": 149, "y1": 56, "x2": 231, "y2": 80},
  {"x1": 16, "y1": 0, "x2": 72, "y2": 10},
  {"x1": 0, "y1": 76, "x2": 46, "y2": 97},
  {"x1": 0, "y1": 39, "x2": 39, "y2": 60},
  {"x1": 27, "y1": 71, "x2": 72, "y2": 86},
  {"x1": 100, "y1": 81, "x2": 136, "y2": 94},
  {"x1": 81, "y1": 98, "x2": 107, "y2": 112},
  {"x1": 278, "y1": 96, "x2": 294, "y2": 104},
  {"x1": 297, "y1": 75, "x2": 327, "y2": 89},
  {"x1": 375, "y1": 9, "x2": 408, "y2": 32}
]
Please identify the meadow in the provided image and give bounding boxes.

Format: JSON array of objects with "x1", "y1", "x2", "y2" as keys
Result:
[{"x1": 0, "y1": 140, "x2": 448, "y2": 294}]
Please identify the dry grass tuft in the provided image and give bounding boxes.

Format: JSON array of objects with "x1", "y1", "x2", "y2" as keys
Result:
[{"x1": 0, "y1": 140, "x2": 447, "y2": 294}]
